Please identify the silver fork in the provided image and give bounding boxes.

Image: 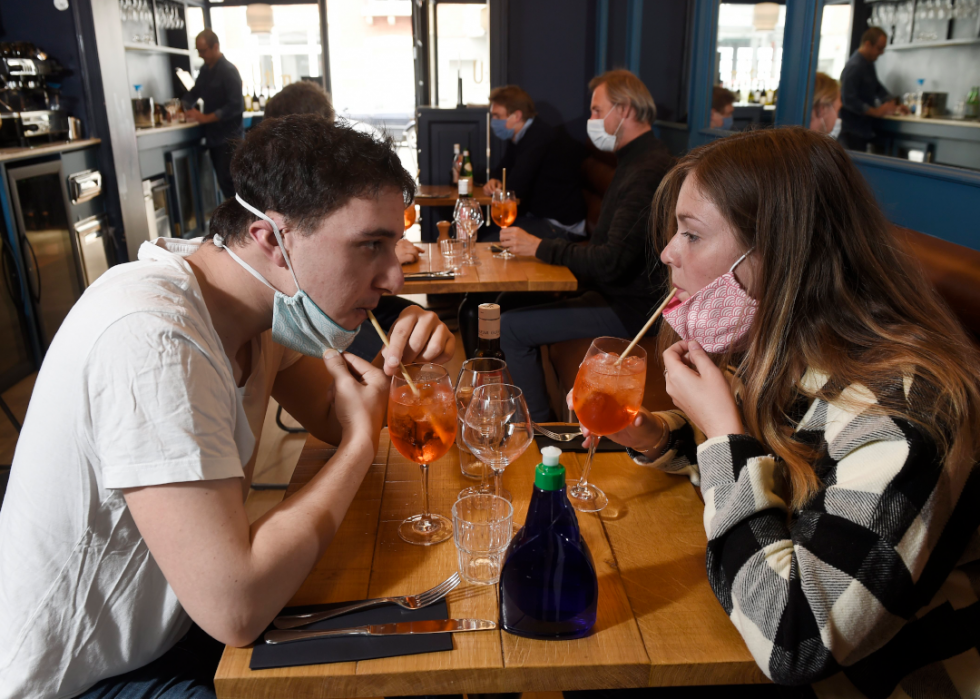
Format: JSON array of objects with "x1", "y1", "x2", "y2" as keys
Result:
[
  {"x1": 272, "y1": 572, "x2": 461, "y2": 630},
  {"x1": 531, "y1": 422, "x2": 583, "y2": 442}
]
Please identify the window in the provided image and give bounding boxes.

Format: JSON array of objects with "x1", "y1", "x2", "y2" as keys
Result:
[
  {"x1": 716, "y1": 3, "x2": 786, "y2": 101},
  {"x1": 208, "y1": 5, "x2": 322, "y2": 96},
  {"x1": 434, "y1": 3, "x2": 490, "y2": 108},
  {"x1": 817, "y1": 4, "x2": 852, "y2": 79}
]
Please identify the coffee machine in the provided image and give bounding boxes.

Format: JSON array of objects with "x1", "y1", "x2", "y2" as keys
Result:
[{"x1": 0, "y1": 42, "x2": 70, "y2": 147}]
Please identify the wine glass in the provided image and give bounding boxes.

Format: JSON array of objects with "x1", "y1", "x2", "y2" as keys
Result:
[
  {"x1": 455, "y1": 358, "x2": 513, "y2": 497},
  {"x1": 404, "y1": 204, "x2": 418, "y2": 231},
  {"x1": 490, "y1": 190, "x2": 518, "y2": 259},
  {"x1": 462, "y1": 384, "x2": 533, "y2": 502},
  {"x1": 454, "y1": 197, "x2": 483, "y2": 266},
  {"x1": 568, "y1": 338, "x2": 647, "y2": 513},
  {"x1": 388, "y1": 364, "x2": 458, "y2": 545}
]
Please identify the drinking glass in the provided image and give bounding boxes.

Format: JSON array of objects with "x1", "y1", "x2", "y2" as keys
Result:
[
  {"x1": 452, "y1": 494, "x2": 513, "y2": 585},
  {"x1": 455, "y1": 358, "x2": 513, "y2": 491},
  {"x1": 569, "y1": 338, "x2": 647, "y2": 512},
  {"x1": 490, "y1": 191, "x2": 518, "y2": 259},
  {"x1": 462, "y1": 384, "x2": 533, "y2": 502},
  {"x1": 454, "y1": 198, "x2": 483, "y2": 266},
  {"x1": 439, "y1": 237, "x2": 464, "y2": 272},
  {"x1": 388, "y1": 364, "x2": 458, "y2": 545},
  {"x1": 404, "y1": 204, "x2": 418, "y2": 231}
]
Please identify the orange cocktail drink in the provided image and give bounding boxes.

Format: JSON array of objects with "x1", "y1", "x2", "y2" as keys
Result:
[
  {"x1": 568, "y1": 338, "x2": 647, "y2": 513},
  {"x1": 387, "y1": 364, "x2": 457, "y2": 545}
]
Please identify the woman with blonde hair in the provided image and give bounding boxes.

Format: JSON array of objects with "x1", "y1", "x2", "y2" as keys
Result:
[
  {"x1": 810, "y1": 72, "x2": 842, "y2": 135},
  {"x1": 573, "y1": 127, "x2": 980, "y2": 697}
]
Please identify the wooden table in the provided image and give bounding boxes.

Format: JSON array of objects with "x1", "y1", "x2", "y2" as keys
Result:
[
  {"x1": 399, "y1": 242, "x2": 578, "y2": 295},
  {"x1": 215, "y1": 432, "x2": 768, "y2": 697},
  {"x1": 415, "y1": 184, "x2": 494, "y2": 207}
]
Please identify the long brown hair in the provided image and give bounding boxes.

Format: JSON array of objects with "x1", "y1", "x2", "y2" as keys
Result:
[{"x1": 652, "y1": 127, "x2": 980, "y2": 509}]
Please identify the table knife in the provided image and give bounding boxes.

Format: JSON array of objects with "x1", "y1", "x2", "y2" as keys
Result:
[
  {"x1": 264, "y1": 618, "x2": 496, "y2": 645},
  {"x1": 403, "y1": 270, "x2": 454, "y2": 279}
]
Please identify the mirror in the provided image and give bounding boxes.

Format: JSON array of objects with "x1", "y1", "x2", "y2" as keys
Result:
[
  {"x1": 813, "y1": 0, "x2": 980, "y2": 171},
  {"x1": 711, "y1": 2, "x2": 787, "y2": 131}
]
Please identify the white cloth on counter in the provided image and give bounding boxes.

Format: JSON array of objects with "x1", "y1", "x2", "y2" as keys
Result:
[{"x1": 0, "y1": 237, "x2": 300, "y2": 699}]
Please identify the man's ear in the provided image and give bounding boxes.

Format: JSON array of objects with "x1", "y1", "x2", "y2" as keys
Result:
[
  {"x1": 510, "y1": 109, "x2": 523, "y2": 125},
  {"x1": 246, "y1": 212, "x2": 290, "y2": 269}
]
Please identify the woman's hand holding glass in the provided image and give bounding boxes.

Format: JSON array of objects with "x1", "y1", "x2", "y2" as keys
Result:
[
  {"x1": 662, "y1": 340, "x2": 744, "y2": 439},
  {"x1": 566, "y1": 392, "x2": 667, "y2": 457}
]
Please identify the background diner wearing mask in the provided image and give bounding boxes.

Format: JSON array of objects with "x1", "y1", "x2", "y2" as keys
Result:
[
  {"x1": 497, "y1": 70, "x2": 674, "y2": 423},
  {"x1": 710, "y1": 86, "x2": 737, "y2": 130},
  {"x1": 481, "y1": 85, "x2": 587, "y2": 243}
]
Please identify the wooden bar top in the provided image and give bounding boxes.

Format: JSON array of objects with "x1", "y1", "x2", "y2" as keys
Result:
[
  {"x1": 214, "y1": 431, "x2": 768, "y2": 697},
  {"x1": 399, "y1": 242, "x2": 577, "y2": 294}
]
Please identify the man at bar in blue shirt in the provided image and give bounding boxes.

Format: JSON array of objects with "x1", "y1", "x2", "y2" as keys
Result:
[
  {"x1": 182, "y1": 29, "x2": 245, "y2": 200},
  {"x1": 838, "y1": 26, "x2": 909, "y2": 153}
]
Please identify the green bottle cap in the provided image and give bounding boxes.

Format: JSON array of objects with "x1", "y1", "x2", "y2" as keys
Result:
[{"x1": 534, "y1": 446, "x2": 565, "y2": 490}]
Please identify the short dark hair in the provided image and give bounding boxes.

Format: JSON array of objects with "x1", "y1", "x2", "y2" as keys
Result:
[
  {"x1": 711, "y1": 86, "x2": 736, "y2": 112},
  {"x1": 207, "y1": 114, "x2": 415, "y2": 246},
  {"x1": 196, "y1": 29, "x2": 219, "y2": 48},
  {"x1": 861, "y1": 26, "x2": 887, "y2": 46},
  {"x1": 488, "y1": 85, "x2": 537, "y2": 119},
  {"x1": 264, "y1": 81, "x2": 335, "y2": 122}
]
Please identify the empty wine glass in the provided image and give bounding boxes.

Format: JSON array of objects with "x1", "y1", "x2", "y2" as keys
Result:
[
  {"x1": 454, "y1": 197, "x2": 483, "y2": 266},
  {"x1": 455, "y1": 358, "x2": 513, "y2": 496},
  {"x1": 462, "y1": 384, "x2": 533, "y2": 502}
]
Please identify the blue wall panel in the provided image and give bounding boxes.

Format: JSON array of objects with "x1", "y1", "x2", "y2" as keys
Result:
[{"x1": 853, "y1": 154, "x2": 980, "y2": 251}]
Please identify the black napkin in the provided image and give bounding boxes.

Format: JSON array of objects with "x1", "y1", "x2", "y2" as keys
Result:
[
  {"x1": 250, "y1": 599, "x2": 453, "y2": 670},
  {"x1": 534, "y1": 424, "x2": 628, "y2": 453}
]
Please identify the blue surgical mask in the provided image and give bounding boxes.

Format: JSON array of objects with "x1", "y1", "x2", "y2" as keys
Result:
[
  {"x1": 491, "y1": 117, "x2": 515, "y2": 140},
  {"x1": 721, "y1": 116, "x2": 734, "y2": 130},
  {"x1": 212, "y1": 195, "x2": 360, "y2": 357}
]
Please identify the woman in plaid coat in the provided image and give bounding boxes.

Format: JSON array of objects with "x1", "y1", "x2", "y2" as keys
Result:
[{"x1": 576, "y1": 127, "x2": 980, "y2": 699}]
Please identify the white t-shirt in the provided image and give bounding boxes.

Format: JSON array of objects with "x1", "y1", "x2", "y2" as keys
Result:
[{"x1": 0, "y1": 237, "x2": 301, "y2": 698}]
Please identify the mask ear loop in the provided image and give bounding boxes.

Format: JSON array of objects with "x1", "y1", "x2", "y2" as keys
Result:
[
  {"x1": 729, "y1": 247, "x2": 755, "y2": 273},
  {"x1": 213, "y1": 233, "x2": 277, "y2": 292},
  {"x1": 235, "y1": 194, "x2": 303, "y2": 293}
]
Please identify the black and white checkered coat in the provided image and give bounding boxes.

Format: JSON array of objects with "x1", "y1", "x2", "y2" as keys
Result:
[{"x1": 637, "y1": 370, "x2": 980, "y2": 698}]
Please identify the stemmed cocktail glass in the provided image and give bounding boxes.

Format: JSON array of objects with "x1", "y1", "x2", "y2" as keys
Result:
[
  {"x1": 569, "y1": 338, "x2": 647, "y2": 512},
  {"x1": 454, "y1": 197, "x2": 483, "y2": 265},
  {"x1": 388, "y1": 364, "x2": 458, "y2": 545},
  {"x1": 455, "y1": 358, "x2": 513, "y2": 498},
  {"x1": 490, "y1": 190, "x2": 518, "y2": 259},
  {"x1": 462, "y1": 384, "x2": 533, "y2": 501}
]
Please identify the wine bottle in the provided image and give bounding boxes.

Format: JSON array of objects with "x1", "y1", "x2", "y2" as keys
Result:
[
  {"x1": 499, "y1": 446, "x2": 598, "y2": 639},
  {"x1": 475, "y1": 303, "x2": 504, "y2": 359},
  {"x1": 258, "y1": 88, "x2": 268, "y2": 110},
  {"x1": 460, "y1": 149, "x2": 474, "y2": 188},
  {"x1": 452, "y1": 143, "x2": 463, "y2": 184}
]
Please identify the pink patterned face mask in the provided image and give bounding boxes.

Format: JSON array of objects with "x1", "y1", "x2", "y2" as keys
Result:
[{"x1": 662, "y1": 250, "x2": 757, "y2": 353}]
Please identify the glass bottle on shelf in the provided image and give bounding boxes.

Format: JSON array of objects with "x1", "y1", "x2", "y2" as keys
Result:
[{"x1": 460, "y1": 150, "x2": 474, "y2": 189}]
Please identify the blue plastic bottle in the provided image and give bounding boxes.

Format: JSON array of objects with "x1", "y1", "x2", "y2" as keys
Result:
[{"x1": 498, "y1": 446, "x2": 598, "y2": 639}]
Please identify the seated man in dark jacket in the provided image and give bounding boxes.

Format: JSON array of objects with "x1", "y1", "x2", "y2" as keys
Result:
[
  {"x1": 499, "y1": 70, "x2": 673, "y2": 421},
  {"x1": 484, "y1": 85, "x2": 586, "y2": 241}
]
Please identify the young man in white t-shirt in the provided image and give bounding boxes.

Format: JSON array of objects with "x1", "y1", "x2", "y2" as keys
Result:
[{"x1": 0, "y1": 115, "x2": 454, "y2": 698}]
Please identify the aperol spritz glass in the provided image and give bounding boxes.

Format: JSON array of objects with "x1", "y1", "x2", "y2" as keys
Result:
[
  {"x1": 490, "y1": 190, "x2": 518, "y2": 259},
  {"x1": 404, "y1": 204, "x2": 418, "y2": 230},
  {"x1": 388, "y1": 364, "x2": 458, "y2": 545},
  {"x1": 569, "y1": 338, "x2": 647, "y2": 512}
]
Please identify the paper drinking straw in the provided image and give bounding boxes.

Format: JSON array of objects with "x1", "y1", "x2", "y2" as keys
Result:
[
  {"x1": 616, "y1": 288, "x2": 678, "y2": 366},
  {"x1": 367, "y1": 310, "x2": 419, "y2": 396}
]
